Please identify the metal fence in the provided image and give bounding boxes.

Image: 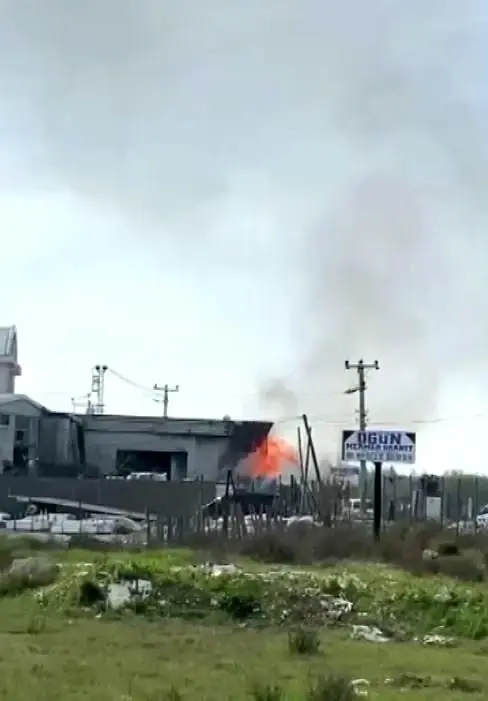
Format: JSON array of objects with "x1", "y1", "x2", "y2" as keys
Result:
[
  {"x1": 371, "y1": 473, "x2": 486, "y2": 526},
  {"x1": 0, "y1": 476, "x2": 216, "y2": 518},
  {"x1": 0, "y1": 472, "x2": 486, "y2": 532}
]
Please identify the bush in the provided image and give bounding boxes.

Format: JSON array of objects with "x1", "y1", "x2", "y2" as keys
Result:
[
  {"x1": 68, "y1": 535, "x2": 116, "y2": 551},
  {"x1": 312, "y1": 526, "x2": 373, "y2": 562},
  {"x1": 0, "y1": 555, "x2": 58, "y2": 595},
  {"x1": 240, "y1": 531, "x2": 305, "y2": 564},
  {"x1": 306, "y1": 674, "x2": 356, "y2": 701},
  {"x1": 196, "y1": 521, "x2": 488, "y2": 582},
  {"x1": 218, "y1": 589, "x2": 262, "y2": 621},
  {"x1": 434, "y1": 553, "x2": 485, "y2": 582},
  {"x1": 436, "y1": 541, "x2": 460, "y2": 556},
  {"x1": 288, "y1": 627, "x2": 321, "y2": 655}
]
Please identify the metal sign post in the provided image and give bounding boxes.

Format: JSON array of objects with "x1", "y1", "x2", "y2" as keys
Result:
[
  {"x1": 341, "y1": 429, "x2": 417, "y2": 539},
  {"x1": 373, "y1": 461, "x2": 382, "y2": 540}
]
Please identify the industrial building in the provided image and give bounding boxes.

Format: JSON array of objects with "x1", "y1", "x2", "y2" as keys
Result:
[{"x1": 0, "y1": 326, "x2": 272, "y2": 481}]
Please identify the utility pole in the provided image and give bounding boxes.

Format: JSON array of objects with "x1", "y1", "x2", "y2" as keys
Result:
[
  {"x1": 344, "y1": 359, "x2": 379, "y2": 510},
  {"x1": 153, "y1": 383, "x2": 179, "y2": 418}
]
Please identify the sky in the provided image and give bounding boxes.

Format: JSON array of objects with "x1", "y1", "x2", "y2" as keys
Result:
[{"x1": 2, "y1": 1, "x2": 488, "y2": 474}]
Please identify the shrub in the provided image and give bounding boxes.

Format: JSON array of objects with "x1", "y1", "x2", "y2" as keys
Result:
[
  {"x1": 78, "y1": 580, "x2": 106, "y2": 606},
  {"x1": 436, "y1": 541, "x2": 460, "y2": 556},
  {"x1": 239, "y1": 532, "x2": 304, "y2": 564},
  {"x1": 312, "y1": 526, "x2": 373, "y2": 562},
  {"x1": 68, "y1": 535, "x2": 116, "y2": 551},
  {"x1": 219, "y1": 590, "x2": 261, "y2": 620},
  {"x1": 288, "y1": 627, "x2": 321, "y2": 655},
  {"x1": 436, "y1": 552, "x2": 485, "y2": 582},
  {"x1": 306, "y1": 674, "x2": 356, "y2": 701},
  {"x1": 0, "y1": 555, "x2": 58, "y2": 595}
]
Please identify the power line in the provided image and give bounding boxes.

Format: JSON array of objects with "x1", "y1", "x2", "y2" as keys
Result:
[
  {"x1": 106, "y1": 368, "x2": 157, "y2": 397},
  {"x1": 297, "y1": 412, "x2": 488, "y2": 426}
]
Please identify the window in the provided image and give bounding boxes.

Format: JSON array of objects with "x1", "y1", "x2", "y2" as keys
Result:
[{"x1": 0, "y1": 414, "x2": 9, "y2": 427}]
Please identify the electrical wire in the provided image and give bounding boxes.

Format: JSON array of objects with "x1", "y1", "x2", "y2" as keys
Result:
[
  {"x1": 101, "y1": 368, "x2": 488, "y2": 426},
  {"x1": 272, "y1": 411, "x2": 488, "y2": 427},
  {"x1": 106, "y1": 368, "x2": 158, "y2": 398}
]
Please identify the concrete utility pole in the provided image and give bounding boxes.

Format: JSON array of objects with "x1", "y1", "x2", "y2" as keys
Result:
[
  {"x1": 344, "y1": 359, "x2": 379, "y2": 508},
  {"x1": 153, "y1": 383, "x2": 179, "y2": 418}
]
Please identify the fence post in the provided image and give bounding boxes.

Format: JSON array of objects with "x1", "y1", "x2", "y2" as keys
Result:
[
  {"x1": 456, "y1": 477, "x2": 462, "y2": 536},
  {"x1": 78, "y1": 500, "x2": 83, "y2": 534},
  {"x1": 145, "y1": 509, "x2": 151, "y2": 548},
  {"x1": 408, "y1": 474, "x2": 413, "y2": 523},
  {"x1": 474, "y1": 477, "x2": 479, "y2": 532}
]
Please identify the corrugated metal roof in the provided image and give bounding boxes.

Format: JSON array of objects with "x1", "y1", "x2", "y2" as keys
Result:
[{"x1": 0, "y1": 326, "x2": 16, "y2": 357}]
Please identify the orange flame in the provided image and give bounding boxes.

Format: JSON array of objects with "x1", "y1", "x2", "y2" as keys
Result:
[{"x1": 247, "y1": 436, "x2": 299, "y2": 478}]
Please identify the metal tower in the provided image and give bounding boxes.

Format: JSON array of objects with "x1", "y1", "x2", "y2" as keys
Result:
[{"x1": 88, "y1": 364, "x2": 108, "y2": 414}]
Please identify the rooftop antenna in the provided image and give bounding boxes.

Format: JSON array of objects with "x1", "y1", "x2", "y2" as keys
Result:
[{"x1": 71, "y1": 394, "x2": 91, "y2": 413}]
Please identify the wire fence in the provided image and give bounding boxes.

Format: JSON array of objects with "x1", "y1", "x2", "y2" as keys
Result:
[{"x1": 1, "y1": 472, "x2": 487, "y2": 547}]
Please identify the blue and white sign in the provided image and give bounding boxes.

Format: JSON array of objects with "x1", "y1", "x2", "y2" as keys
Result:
[{"x1": 341, "y1": 430, "x2": 416, "y2": 464}]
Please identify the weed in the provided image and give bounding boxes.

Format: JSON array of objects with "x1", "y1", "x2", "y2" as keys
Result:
[
  {"x1": 306, "y1": 674, "x2": 356, "y2": 701},
  {"x1": 26, "y1": 614, "x2": 47, "y2": 635},
  {"x1": 219, "y1": 591, "x2": 261, "y2": 621},
  {"x1": 240, "y1": 532, "x2": 303, "y2": 564},
  {"x1": 447, "y1": 676, "x2": 483, "y2": 693},
  {"x1": 288, "y1": 628, "x2": 321, "y2": 655}
]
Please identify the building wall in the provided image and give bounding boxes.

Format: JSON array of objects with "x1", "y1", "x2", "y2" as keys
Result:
[
  {"x1": 0, "y1": 398, "x2": 42, "y2": 465},
  {"x1": 80, "y1": 415, "x2": 272, "y2": 480},
  {"x1": 192, "y1": 436, "x2": 229, "y2": 479},
  {"x1": 38, "y1": 414, "x2": 80, "y2": 466},
  {"x1": 83, "y1": 427, "x2": 228, "y2": 479},
  {"x1": 0, "y1": 418, "x2": 14, "y2": 463}
]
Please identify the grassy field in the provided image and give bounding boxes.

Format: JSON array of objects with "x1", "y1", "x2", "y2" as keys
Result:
[
  {"x1": 0, "y1": 598, "x2": 487, "y2": 700},
  {"x1": 1, "y1": 529, "x2": 488, "y2": 699}
]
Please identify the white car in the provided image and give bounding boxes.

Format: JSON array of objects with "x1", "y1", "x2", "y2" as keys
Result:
[
  {"x1": 476, "y1": 504, "x2": 488, "y2": 528},
  {"x1": 349, "y1": 498, "x2": 374, "y2": 519}
]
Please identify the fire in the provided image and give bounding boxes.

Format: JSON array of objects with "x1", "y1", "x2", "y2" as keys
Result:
[{"x1": 247, "y1": 436, "x2": 299, "y2": 478}]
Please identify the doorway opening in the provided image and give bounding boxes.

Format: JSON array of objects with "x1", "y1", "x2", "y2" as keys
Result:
[{"x1": 115, "y1": 450, "x2": 188, "y2": 480}]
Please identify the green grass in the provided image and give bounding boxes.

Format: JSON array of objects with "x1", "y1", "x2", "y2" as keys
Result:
[
  {"x1": 39, "y1": 554, "x2": 488, "y2": 639},
  {"x1": 3, "y1": 535, "x2": 488, "y2": 699},
  {"x1": 0, "y1": 599, "x2": 486, "y2": 700}
]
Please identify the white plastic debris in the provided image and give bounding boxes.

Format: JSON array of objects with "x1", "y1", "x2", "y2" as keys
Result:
[
  {"x1": 422, "y1": 548, "x2": 439, "y2": 560},
  {"x1": 421, "y1": 634, "x2": 456, "y2": 647},
  {"x1": 352, "y1": 678, "x2": 370, "y2": 697},
  {"x1": 205, "y1": 563, "x2": 240, "y2": 576},
  {"x1": 322, "y1": 596, "x2": 353, "y2": 619},
  {"x1": 351, "y1": 624, "x2": 390, "y2": 643}
]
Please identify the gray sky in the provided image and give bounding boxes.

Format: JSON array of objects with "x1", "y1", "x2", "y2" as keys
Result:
[{"x1": 1, "y1": 0, "x2": 488, "y2": 471}]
